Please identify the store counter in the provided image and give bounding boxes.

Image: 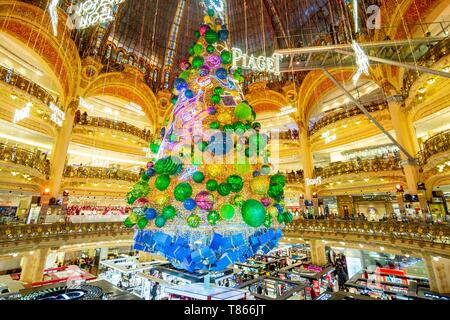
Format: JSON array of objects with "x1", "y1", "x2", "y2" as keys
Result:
[
  {"x1": 166, "y1": 283, "x2": 249, "y2": 300},
  {"x1": 237, "y1": 276, "x2": 307, "y2": 300},
  {"x1": 317, "y1": 291, "x2": 377, "y2": 300}
]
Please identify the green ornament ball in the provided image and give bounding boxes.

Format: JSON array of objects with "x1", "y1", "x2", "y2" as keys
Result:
[
  {"x1": 155, "y1": 215, "x2": 166, "y2": 228},
  {"x1": 263, "y1": 215, "x2": 272, "y2": 228},
  {"x1": 205, "y1": 29, "x2": 219, "y2": 44},
  {"x1": 211, "y1": 94, "x2": 221, "y2": 105},
  {"x1": 168, "y1": 133, "x2": 177, "y2": 143},
  {"x1": 220, "y1": 203, "x2": 235, "y2": 220},
  {"x1": 217, "y1": 183, "x2": 232, "y2": 196},
  {"x1": 194, "y1": 44, "x2": 204, "y2": 55},
  {"x1": 194, "y1": 30, "x2": 201, "y2": 39},
  {"x1": 137, "y1": 217, "x2": 148, "y2": 230},
  {"x1": 227, "y1": 175, "x2": 244, "y2": 193},
  {"x1": 223, "y1": 124, "x2": 234, "y2": 132},
  {"x1": 150, "y1": 142, "x2": 160, "y2": 154},
  {"x1": 277, "y1": 213, "x2": 285, "y2": 224},
  {"x1": 187, "y1": 214, "x2": 201, "y2": 228},
  {"x1": 179, "y1": 70, "x2": 191, "y2": 80},
  {"x1": 283, "y1": 211, "x2": 293, "y2": 223},
  {"x1": 198, "y1": 141, "x2": 209, "y2": 152},
  {"x1": 193, "y1": 171, "x2": 205, "y2": 183},
  {"x1": 249, "y1": 133, "x2": 268, "y2": 150},
  {"x1": 207, "y1": 210, "x2": 220, "y2": 225},
  {"x1": 235, "y1": 102, "x2": 252, "y2": 120},
  {"x1": 192, "y1": 56, "x2": 204, "y2": 69},
  {"x1": 207, "y1": 8, "x2": 215, "y2": 17},
  {"x1": 206, "y1": 45, "x2": 215, "y2": 53},
  {"x1": 261, "y1": 165, "x2": 271, "y2": 175},
  {"x1": 233, "y1": 194, "x2": 245, "y2": 207},
  {"x1": 155, "y1": 174, "x2": 171, "y2": 191},
  {"x1": 188, "y1": 47, "x2": 195, "y2": 56},
  {"x1": 214, "y1": 87, "x2": 224, "y2": 95},
  {"x1": 268, "y1": 183, "x2": 284, "y2": 201},
  {"x1": 162, "y1": 205, "x2": 177, "y2": 220},
  {"x1": 220, "y1": 51, "x2": 232, "y2": 65},
  {"x1": 234, "y1": 121, "x2": 246, "y2": 135},
  {"x1": 174, "y1": 182, "x2": 193, "y2": 202},
  {"x1": 210, "y1": 121, "x2": 220, "y2": 129},
  {"x1": 241, "y1": 199, "x2": 267, "y2": 228},
  {"x1": 124, "y1": 217, "x2": 135, "y2": 228},
  {"x1": 270, "y1": 174, "x2": 286, "y2": 187},
  {"x1": 206, "y1": 179, "x2": 219, "y2": 192}
]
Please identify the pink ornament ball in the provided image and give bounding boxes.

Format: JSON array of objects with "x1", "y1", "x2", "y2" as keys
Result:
[{"x1": 195, "y1": 191, "x2": 215, "y2": 211}]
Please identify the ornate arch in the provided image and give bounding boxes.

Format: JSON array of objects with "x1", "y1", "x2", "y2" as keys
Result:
[
  {"x1": 0, "y1": 1, "x2": 81, "y2": 107},
  {"x1": 82, "y1": 71, "x2": 159, "y2": 128},
  {"x1": 246, "y1": 82, "x2": 290, "y2": 113}
]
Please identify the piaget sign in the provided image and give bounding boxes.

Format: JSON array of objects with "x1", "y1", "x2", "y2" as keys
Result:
[
  {"x1": 69, "y1": 0, "x2": 126, "y2": 30},
  {"x1": 232, "y1": 48, "x2": 282, "y2": 75}
]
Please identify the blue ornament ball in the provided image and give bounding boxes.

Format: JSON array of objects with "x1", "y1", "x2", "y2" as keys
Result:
[
  {"x1": 160, "y1": 128, "x2": 166, "y2": 138},
  {"x1": 216, "y1": 68, "x2": 228, "y2": 80},
  {"x1": 144, "y1": 208, "x2": 157, "y2": 220},
  {"x1": 199, "y1": 65, "x2": 210, "y2": 77},
  {"x1": 218, "y1": 30, "x2": 229, "y2": 41},
  {"x1": 146, "y1": 168, "x2": 156, "y2": 177},
  {"x1": 174, "y1": 78, "x2": 187, "y2": 91},
  {"x1": 185, "y1": 90, "x2": 194, "y2": 99},
  {"x1": 274, "y1": 203, "x2": 283, "y2": 214},
  {"x1": 253, "y1": 171, "x2": 261, "y2": 177},
  {"x1": 183, "y1": 198, "x2": 197, "y2": 211}
]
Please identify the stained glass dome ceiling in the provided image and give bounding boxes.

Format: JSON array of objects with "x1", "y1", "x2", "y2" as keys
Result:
[{"x1": 107, "y1": 0, "x2": 336, "y2": 84}]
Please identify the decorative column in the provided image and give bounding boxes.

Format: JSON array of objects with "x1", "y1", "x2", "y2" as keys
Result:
[
  {"x1": 300, "y1": 124, "x2": 314, "y2": 202},
  {"x1": 309, "y1": 240, "x2": 328, "y2": 266},
  {"x1": 48, "y1": 100, "x2": 78, "y2": 198},
  {"x1": 422, "y1": 254, "x2": 450, "y2": 294},
  {"x1": 386, "y1": 93, "x2": 420, "y2": 195},
  {"x1": 20, "y1": 248, "x2": 50, "y2": 284}
]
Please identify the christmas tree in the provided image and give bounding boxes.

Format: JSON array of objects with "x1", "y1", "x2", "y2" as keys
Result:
[{"x1": 124, "y1": 1, "x2": 292, "y2": 272}]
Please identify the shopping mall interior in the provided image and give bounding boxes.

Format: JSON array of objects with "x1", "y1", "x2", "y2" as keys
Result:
[{"x1": 0, "y1": 0, "x2": 449, "y2": 302}]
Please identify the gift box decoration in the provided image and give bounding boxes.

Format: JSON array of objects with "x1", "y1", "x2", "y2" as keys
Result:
[
  {"x1": 249, "y1": 235, "x2": 259, "y2": 247},
  {"x1": 274, "y1": 228, "x2": 283, "y2": 240},
  {"x1": 220, "y1": 236, "x2": 234, "y2": 250},
  {"x1": 231, "y1": 233, "x2": 246, "y2": 247},
  {"x1": 153, "y1": 232, "x2": 172, "y2": 248},
  {"x1": 191, "y1": 247, "x2": 216, "y2": 264},
  {"x1": 209, "y1": 233, "x2": 223, "y2": 250},
  {"x1": 258, "y1": 231, "x2": 271, "y2": 245},
  {"x1": 174, "y1": 236, "x2": 189, "y2": 248}
]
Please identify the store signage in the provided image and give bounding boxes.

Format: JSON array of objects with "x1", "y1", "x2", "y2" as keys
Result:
[
  {"x1": 306, "y1": 177, "x2": 322, "y2": 186},
  {"x1": 125, "y1": 102, "x2": 145, "y2": 116},
  {"x1": 49, "y1": 102, "x2": 65, "y2": 127},
  {"x1": 13, "y1": 102, "x2": 32, "y2": 124},
  {"x1": 321, "y1": 131, "x2": 336, "y2": 144},
  {"x1": 79, "y1": 97, "x2": 94, "y2": 111},
  {"x1": 232, "y1": 48, "x2": 282, "y2": 75},
  {"x1": 67, "y1": 0, "x2": 126, "y2": 30},
  {"x1": 276, "y1": 106, "x2": 297, "y2": 117},
  {"x1": 343, "y1": 145, "x2": 399, "y2": 161}
]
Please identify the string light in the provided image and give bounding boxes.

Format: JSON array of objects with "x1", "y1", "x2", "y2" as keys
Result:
[
  {"x1": 352, "y1": 41, "x2": 370, "y2": 84},
  {"x1": 48, "y1": 0, "x2": 60, "y2": 36}
]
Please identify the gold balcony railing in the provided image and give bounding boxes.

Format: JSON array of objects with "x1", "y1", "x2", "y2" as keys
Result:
[
  {"x1": 309, "y1": 102, "x2": 389, "y2": 136},
  {"x1": 403, "y1": 38, "x2": 450, "y2": 97},
  {"x1": 63, "y1": 166, "x2": 139, "y2": 182},
  {"x1": 283, "y1": 219, "x2": 450, "y2": 245},
  {"x1": 314, "y1": 156, "x2": 402, "y2": 179},
  {"x1": 0, "y1": 64, "x2": 56, "y2": 106},
  {"x1": 74, "y1": 115, "x2": 153, "y2": 142},
  {"x1": 0, "y1": 143, "x2": 50, "y2": 176},
  {"x1": 0, "y1": 222, "x2": 132, "y2": 244},
  {"x1": 418, "y1": 129, "x2": 450, "y2": 165}
]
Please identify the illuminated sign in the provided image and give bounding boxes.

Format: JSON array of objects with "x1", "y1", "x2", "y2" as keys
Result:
[
  {"x1": 232, "y1": 48, "x2": 282, "y2": 75},
  {"x1": 306, "y1": 177, "x2": 322, "y2": 186},
  {"x1": 49, "y1": 102, "x2": 65, "y2": 127},
  {"x1": 68, "y1": 0, "x2": 126, "y2": 30},
  {"x1": 13, "y1": 102, "x2": 32, "y2": 124},
  {"x1": 321, "y1": 131, "x2": 336, "y2": 144},
  {"x1": 125, "y1": 102, "x2": 145, "y2": 116},
  {"x1": 79, "y1": 97, "x2": 94, "y2": 111},
  {"x1": 277, "y1": 105, "x2": 297, "y2": 117}
]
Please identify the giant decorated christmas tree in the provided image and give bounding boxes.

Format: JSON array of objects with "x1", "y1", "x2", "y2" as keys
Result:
[{"x1": 124, "y1": 1, "x2": 292, "y2": 272}]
